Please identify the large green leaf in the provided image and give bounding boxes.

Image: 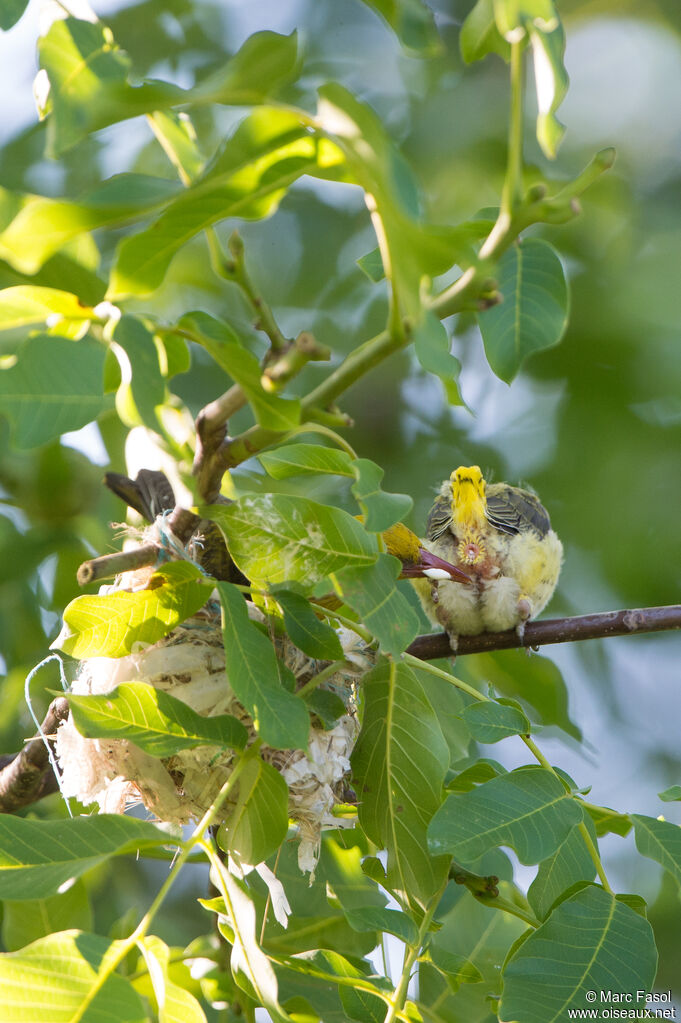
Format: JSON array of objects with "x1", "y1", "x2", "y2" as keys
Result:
[
  {"x1": 111, "y1": 314, "x2": 166, "y2": 429},
  {"x1": 39, "y1": 19, "x2": 299, "y2": 156},
  {"x1": 0, "y1": 815, "x2": 170, "y2": 899},
  {"x1": 0, "y1": 334, "x2": 106, "y2": 449},
  {"x1": 428, "y1": 766, "x2": 582, "y2": 866},
  {"x1": 2, "y1": 880, "x2": 92, "y2": 952},
  {"x1": 0, "y1": 285, "x2": 95, "y2": 330},
  {"x1": 0, "y1": 175, "x2": 181, "y2": 274},
  {"x1": 65, "y1": 681, "x2": 248, "y2": 757},
  {"x1": 499, "y1": 886, "x2": 658, "y2": 1022},
  {"x1": 477, "y1": 238, "x2": 569, "y2": 382},
  {"x1": 0, "y1": 931, "x2": 146, "y2": 1023},
  {"x1": 528, "y1": 816, "x2": 598, "y2": 920},
  {"x1": 351, "y1": 660, "x2": 450, "y2": 904},
  {"x1": 51, "y1": 561, "x2": 213, "y2": 658},
  {"x1": 359, "y1": 0, "x2": 441, "y2": 54},
  {"x1": 109, "y1": 107, "x2": 343, "y2": 297},
  {"x1": 209, "y1": 495, "x2": 378, "y2": 587},
  {"x1": 218, "y1": 582, "x2": 310, "y2": 750},
  {"x1": 335, "y1": 555, "x2": 420, "y2": 656},
  {"x1": 632, "y1": 814, "x2": 681, "y2": 887},
  {"x1": 462, "y1": 699, "x2": 531, "y2": 743},
  {"x1": 219, "y1": 756, "x2": 289, "y2": 866},
  {"x1": 179, "y1": 311, "x2": 300, "y2": 430}
]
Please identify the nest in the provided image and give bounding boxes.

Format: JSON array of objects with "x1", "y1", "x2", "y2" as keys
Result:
[{"x1": 56, "y1": 586, "x2": 374, "y2": 874}]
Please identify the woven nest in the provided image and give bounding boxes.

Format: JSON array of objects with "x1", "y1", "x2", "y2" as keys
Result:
[{"x1": 56, "y1": 587, "x2": 375, "y2": 874}]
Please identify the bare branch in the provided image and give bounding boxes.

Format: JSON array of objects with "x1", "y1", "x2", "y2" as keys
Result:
[
  {"x1": 406, "y1": 604, "x2": 681, "y2": 660},
  {"x1": 0, "y1": 698, "x2": 70, "y2": 813}
]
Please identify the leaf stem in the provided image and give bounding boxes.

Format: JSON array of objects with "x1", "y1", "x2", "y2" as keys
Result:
[
  {"x1": 384, "y1": 880, "x2": 446, "y2": 1023},
  {"x1": 402, "y1": 651, "x2": 491, "y2": 703},
  {"x1": 501, "y1": 40, "x2": 525, "y2": 218}
]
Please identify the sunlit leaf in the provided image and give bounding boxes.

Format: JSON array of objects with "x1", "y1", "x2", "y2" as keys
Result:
[
  {"x1": 335, "y1": 555, "x2": 420, "y2": 656},
  {"x1": 352, "y1": 659, "x2": 450, "y2": 903},
  {"x1": 218, "y1": 582, "x2": 310, "y2": 750},
  {"x1": 0, "y1": 175, "x2": 181, "y2": 274},
  {"x1": 0, "y1": 334, "x2": 105, "y2": 449},
  {"x1": 500, "y1": 886, "x2": 657, "y2": 1022},
  {"x1": 478, "y1": 238, "x2": 569, "y2": 383},
  {"x1": 51, "y1": 561, "x2": 213, "y2": 658},
  {"x1": 219, "y1": 756, "x2": 289, "y2": 866},
  {"x1": 0, "y1": 285, "x2": 95, "y2": 330},
  {"x1": 428, "y1": 766, "x2": 582, "y2": 866},
  {"x1": 0, "y1": 815, "x2": 170, "y2": 899},
  {"x1": 0, "y1": 931, "x2": 147, "y2": 1023},
  {"x1": 209, "y1": 495, "x2": 378, "y2": 588},
  {"x1": 137, "y1": 935, "x2": 207, "y2": 1023},
  {"x1": 65, "y1": 680, "x2": 247, "y2": 757}
]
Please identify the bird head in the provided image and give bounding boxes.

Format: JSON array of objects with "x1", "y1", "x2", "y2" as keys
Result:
[{"x1": 450, "y1": 466, "x2": 487, "y2": 530}]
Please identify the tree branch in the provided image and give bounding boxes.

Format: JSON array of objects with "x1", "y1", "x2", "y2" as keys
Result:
[
  {"x1": 0, "y1": 698, "x2": 70, "y2": 813},
  {"x1": 406, "y1": 604, "x2": 681, "y2": 660}
]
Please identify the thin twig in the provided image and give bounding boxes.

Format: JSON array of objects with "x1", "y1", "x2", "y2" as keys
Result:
[
  {"x1": 77, "y1": 544, "x2": 160, "y2": 585},
  {"x1": 406, "y1": 604, "x2": 681, "y2": 660}
]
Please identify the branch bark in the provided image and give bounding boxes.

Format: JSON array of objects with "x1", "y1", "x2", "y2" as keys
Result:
[
  {"x1": 0, "y1": 698, "x2": 70, "y2": 813},
  {"x1": 406, "y1": 604, "x2": 681, "y2": 660}
]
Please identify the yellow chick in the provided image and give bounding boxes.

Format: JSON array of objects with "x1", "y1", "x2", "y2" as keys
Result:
[{"x1": 413, "y1": 466, "x2": 563, "y2": 645}]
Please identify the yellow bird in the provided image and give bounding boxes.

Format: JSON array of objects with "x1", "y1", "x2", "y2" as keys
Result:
[{"x1": 413, "y1": 466, "x2": 563, "y2": 645}]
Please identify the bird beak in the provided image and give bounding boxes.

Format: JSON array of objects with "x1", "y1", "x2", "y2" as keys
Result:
[{"x1": 401, "y1": 548, "x2": 472, "y2": 584}]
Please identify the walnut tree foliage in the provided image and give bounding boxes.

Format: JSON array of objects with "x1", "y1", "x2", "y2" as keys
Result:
[{"x1": 0, "y1": 1, "x2": 680, "y2": 1021}]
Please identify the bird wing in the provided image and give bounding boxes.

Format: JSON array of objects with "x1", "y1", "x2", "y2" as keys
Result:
[
  {"x1": 485, "y1": 484, "x2": 552, "y2": 537},
  {"x1": 425, "y1": 493, "x2": 452, "y2": 540}
]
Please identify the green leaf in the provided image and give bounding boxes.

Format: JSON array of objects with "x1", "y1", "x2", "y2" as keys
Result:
[
  {"x1": 500, "y1": 886, "x2": 658, "y2": 1022},
  {"x1": 448, "y1": 758, "x2": 505, "y2": 792},
  {"x1": 412, "y1": 311, "x2": 465, "y2": 406},
  {"x1": 0, "y1": 931, "x2": 147, "y2": 1023},
  {"x1": 316, "y1": 84, "x2": 460, "y2": 318},
  {"x1": 528, "y1": 817, "x2": 598, "y2": 920},
  {"x1": 0, "y1": 334, "x2": 105, "y2": 449},
  {"x1": 462, "y1": 699, "x2": 531, "y2": 743},
  {"x1": 65, "y1": 681, "x2": 247, "y2": 757},
  {"x1": 259, "y1": 443, "x2": 355, "y2": 479},
  {"x1": 478, "y1": 238, "x2": 569, "y2": 382},
  {"x1": 428, "y1": 766, "x2": 582, "y2": 866},
  {"x1": 658, "y1": 785, "x2": 681, "y2": 802},
  {"x1": 0, "y1": 815, "x2": 170, "y2": 899},
  {"x1": 137, "y1": 935, "x2": 207, "y2": 1023},
  {"x1": 632, "y1": 814, "x2": 681, "y2": 887},
  {"x1": 2, "y1": 880, "x2": 92, "y2": 952},
  {"x1": 0, "y1": 0, "x2": 29, "y2": 31},
  {"x1": 0, "y1": 174, "x2": 181, "y2": 274},
  {"x1": 208, "y1": 495, "x2": 378, "y2": 588},
  {"x1": 218, "y1": 582, "x2": 310, "y2": 750},
  {"x1": 274, "y1": 589, "x2": 344, "y2": 660},
  {"x1": 460, "y1": 0, "x2": 511, "y2": 63},
  {"x1": 530, "y1": 20, "x2": 568, "y2": 159},
  {"x1": 51, "y1": 561, "x2": 213, "y2": 658},
  {"x1": 111, "y1": 314, "x2": 165, "y2": 429},
  {"x1": 110, "y1": 107, "x2": 338, "y2": 297},
  {"x1": 351, "y1": 458, "x2": 413, "y2": 531},
  {"x1": 148, "y1": 110, "x2": 206, "y2": 183},
  {"x1": 344, "y1": 906, "x2": 419, "y2": 945},
  {"x1": 584, "y1": 803, "x2": 632, "y2": 838},
  {"x1": 359, "y1": 0, "x2": 441, "y2": 55},
  {"x1": 356, "y1": 246, "x2": 386, "y2": 282},
  {"x1": 0, "y1": 285, "x2": 95, "y2": 330},
  {"x1": 427, "y1": 945, "x2": 484, "y2": 991},
  {"x1": 351, "y1": 659, "x2": 450, "y2": 903},
  {"x1": 179, "y1": 311, "x2": 300, "y2": 430},
  {"x1": 335, "y1": 555, "x2": 420, "y2": 657},
  {"x1": 219, "y1": 756, "x2": 289, "y2": 866},
  {"x1": 39, "y1": 20, "x2": 299, "y2": 156}
]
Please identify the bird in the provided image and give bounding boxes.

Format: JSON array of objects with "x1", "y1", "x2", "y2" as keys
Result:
[{"x1": 412, "y1": 465, "x2": 563, "y2": 646}]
